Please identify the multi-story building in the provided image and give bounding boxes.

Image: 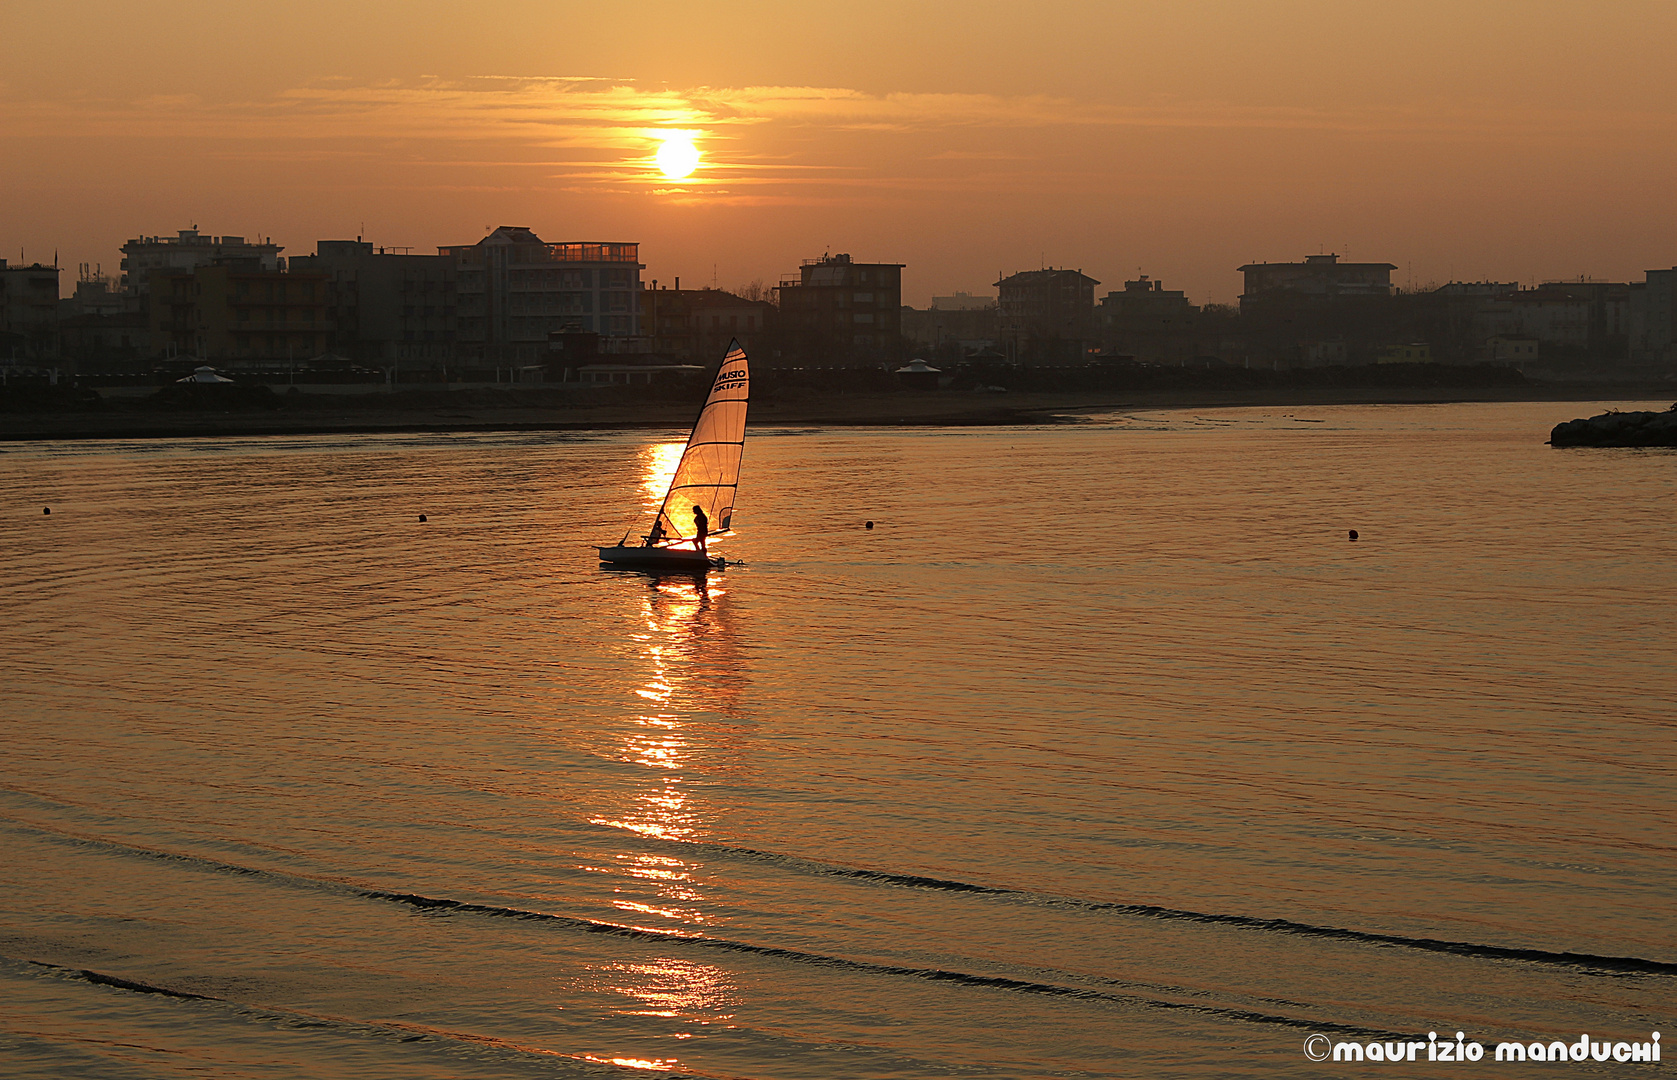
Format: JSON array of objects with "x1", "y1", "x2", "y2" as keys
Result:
[
  {"x1": 442, "y1": 227, "x2": 643, "y2": 363},
  {"x1": 1238, "y1": 253, "x2": 1396, "y2": 308},
  {"x1": 0, "y1": 259, "x2": 62, "y2": 362},
  {"x1": 995, "y1": 267, "x2": 1099, "y2": 363},
  {"x1": 148, "y1": 261, "x2": 328, "y2": 364},
  {"x1": 900, "y1": 302, "x2": 998, "y2": 353},
  {"x1": 290, "y1": 241, "x2": 457, "y2": 368},
  {"x1": 775, "y1": 253, "x2": 904, "y2": 364},
  {"x1": 120, "y1": 229, "x2": 283, "y2": 298},
  {"x1": 62, "y1": 267, "x2": 128, "y2": 317},
  {"x1": 641, "y1": 287, "x2": 774, "y2": 363},
  {"x1": 1097, "y1": 275, "x2": 1197, "y2": 360},
  {"x1": 931, "y1": 291, "x2": 994, "y2": 311},
  {"x1": 1629, "y1": 267, "x2": 1677, "y2": 366},
  {"x1": 1473, "y1": 281, "x2": 1630, "y2": 357},
  {"x1": 60, "y1": 312, "x2": 148, "y2": 369}
]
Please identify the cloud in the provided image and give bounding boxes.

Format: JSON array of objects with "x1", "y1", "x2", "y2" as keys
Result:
[{"x1": 5, "y1": 76, "x2": 1673, "y2": 210}]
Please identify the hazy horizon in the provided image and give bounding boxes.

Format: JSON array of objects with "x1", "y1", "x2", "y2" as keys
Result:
[{"x1": 6, "y1": 0, "x2": 1676, "y2": 305}]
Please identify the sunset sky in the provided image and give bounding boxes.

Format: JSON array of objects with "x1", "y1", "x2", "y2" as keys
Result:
[{"x1": 5, "y1": 0, "x2": 1675, "y2": 305}]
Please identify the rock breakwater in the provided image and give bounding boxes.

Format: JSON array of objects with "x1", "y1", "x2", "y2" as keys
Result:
[{"x1": 1550, "y1": 405, "x2": 1677, "y2": 447}]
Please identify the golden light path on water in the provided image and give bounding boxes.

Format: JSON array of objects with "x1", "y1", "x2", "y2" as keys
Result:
[
  {"x1": 637, "y1": 442, "x2": 685, "y2": 514},
  {"x1": 589, "y1": 456, "x2": 744, "y2": 1053},
  {"x1": 631, "y1": 438, "x2": 728, "y2": 553}
]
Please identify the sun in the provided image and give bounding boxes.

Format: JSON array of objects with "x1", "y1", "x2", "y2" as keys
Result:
[{"x1": 654, "y1": 133, "x2": 700, "y2": 180}]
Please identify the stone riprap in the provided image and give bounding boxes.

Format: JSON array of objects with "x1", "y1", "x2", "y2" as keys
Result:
[{"x1": 1550, "y1": 405, "x2": 1677, "y2": 447}]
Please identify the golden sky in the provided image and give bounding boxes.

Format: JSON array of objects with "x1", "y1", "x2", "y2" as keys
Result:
[{"x1": 4, "y1": 0, "x2": 1675, "y2": 304}]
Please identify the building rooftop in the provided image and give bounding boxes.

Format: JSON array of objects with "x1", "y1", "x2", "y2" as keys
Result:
[
  {"x1": 1238, "y1": 254, "x2": 1397, "y2": 272},
  {"x1": 994, "y1": 268, "x2": 1100, "y2": 287}
]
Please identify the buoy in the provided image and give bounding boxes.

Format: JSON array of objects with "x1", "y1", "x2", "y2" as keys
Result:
[
  {"x1": 1348, "y1": 529, "x2": 1358, "y2": 541},
  {"x1": 418, "y1": 514, "x2": 427, "y2": 522},
  {"x1": 43, "y1": 507, "x2": 51, "y2": 515},
  {"x1": 864, "y1": 520, "x2": 874, "y2": 529}
]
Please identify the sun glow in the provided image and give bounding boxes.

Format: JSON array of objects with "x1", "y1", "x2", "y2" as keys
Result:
[{"x1": 654, "y1": 133, "x2": 700, "y2": 179}]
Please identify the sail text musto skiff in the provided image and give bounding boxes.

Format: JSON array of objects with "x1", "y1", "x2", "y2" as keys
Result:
[{"x1": 597, "y1": 340, "x2": 749, "y2": 574}]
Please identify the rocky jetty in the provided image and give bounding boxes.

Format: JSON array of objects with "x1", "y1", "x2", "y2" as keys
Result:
[{"x1": 1550, "y1": 404, "x2": 1677, "y2": 447}]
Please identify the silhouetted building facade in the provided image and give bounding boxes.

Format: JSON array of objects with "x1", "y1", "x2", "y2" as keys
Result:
[
  {"x1": 0, "y1": 259, "x2": 62, "y2": 362},
  {"x1": 290, "y1": 241, "x2": 457, "y2": 368},
  {"x1": 1630, "y1": 267, "x2": 1677, "y2": 366},
  {"x1": 931, "y1": 291, "x2": 994, "y2": 311},
  {"x1": 1097, "y1": 275, "x2": 1197, "y2": 361},
  {"x1": 900, "y1": 303, "x2": 998, "y2": 355},
  {"x1": 776, "y1": 253, "x2": 903, "y2": 364},
  {"x1": 995, "y1": 267, "x2": 1099, "y2": 363},
  {"x1": 641, "y1": 287, "x2": 774, "y2": 363},
  {"x1": 148, "y1": 261, "x2": 328, "y2": 364},
  {"x1": 120, "y1": 230, "x2": 283, "y2": 298},
  {"x1": 62, "y1": 267, "x2": 127, "y2": 317},
  {"x1": 442, "y1": 227, "x2": 643, "y2": 363},
  {"x1": 1473, "y1": 281, "x2": 1630, "y2": 358},
  {"x1": 60, "y1": 312, "x2": 148, "y2": 369},
  {"x1": 1238, "y1": 254, "x2": 1396, "y2": 308}
]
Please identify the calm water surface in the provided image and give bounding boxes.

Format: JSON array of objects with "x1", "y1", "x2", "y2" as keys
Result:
[{"x1": 1, "y1": 401, "x2": 1673, "y2": 1078}]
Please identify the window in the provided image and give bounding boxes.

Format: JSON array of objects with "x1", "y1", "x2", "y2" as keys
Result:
[
  {"x1": 853, "y1": 292, "x2": 874, "y2": 304},
  {"x1": 854, "y1": 312, "x2": 874, "y2": 324}
]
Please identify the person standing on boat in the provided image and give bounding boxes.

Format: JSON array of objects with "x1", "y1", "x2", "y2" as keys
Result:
[{"x1": 692, "y1": 504, "x2": 710, "y2": 555}]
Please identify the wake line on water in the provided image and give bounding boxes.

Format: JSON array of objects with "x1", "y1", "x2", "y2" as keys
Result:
[
  {"x1": 11, "y1": 958, "x2": 736, "y2": 1080},
  {"x1": 691, "y1": 840, "x2": 1677, "y2": 978},
  {"x1": 10, "y1": 813, "x2": 1675, "y2": 982},
  {"x1": 2, "y1": 819, "x2": 1376, "y2": 1035},
  {"x1": 361, "y1": 889, "x2": 1380, "y2": 1038},
  {"x1": 28, "y1": 960, "x2": 219, "y2": 1000}
]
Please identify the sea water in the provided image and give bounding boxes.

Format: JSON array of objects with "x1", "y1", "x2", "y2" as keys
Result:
[{"x1": 1, "y1": 401, "x2": 1672, "y2": 1078}]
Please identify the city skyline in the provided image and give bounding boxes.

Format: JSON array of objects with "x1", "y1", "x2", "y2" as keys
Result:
[{"x1": 6, "y1": 1, "x2": 1677, "y2": 306}]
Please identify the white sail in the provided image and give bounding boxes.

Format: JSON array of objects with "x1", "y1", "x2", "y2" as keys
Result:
[{"x1": 651, "y1": 341, "x2": 749, "y2": 542}]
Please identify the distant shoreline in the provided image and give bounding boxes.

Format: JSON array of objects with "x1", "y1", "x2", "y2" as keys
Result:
[{"x1": 2, "y1": 382, "x2": 1671, "y2": 442}]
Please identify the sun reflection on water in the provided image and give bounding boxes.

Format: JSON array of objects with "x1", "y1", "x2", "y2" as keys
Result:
[
  {"x1": 579, "y1": 566, "x2": 755, "y2": 1033},
  {"x1": 638, "y1": 441, "x2": 686, "y2": 517},
  {"x1": 586, "y1": 958, "x2": 740, "y2": 1022}
]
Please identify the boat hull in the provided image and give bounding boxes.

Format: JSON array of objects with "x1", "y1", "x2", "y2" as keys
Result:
[{"x1": 597, "y1": 545, "x2": 722, "y2": 573}]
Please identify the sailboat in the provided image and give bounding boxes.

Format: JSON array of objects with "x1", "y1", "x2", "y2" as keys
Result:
[{"x1": 597, "y1": 340, "x2": 749, "y2": 573}]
